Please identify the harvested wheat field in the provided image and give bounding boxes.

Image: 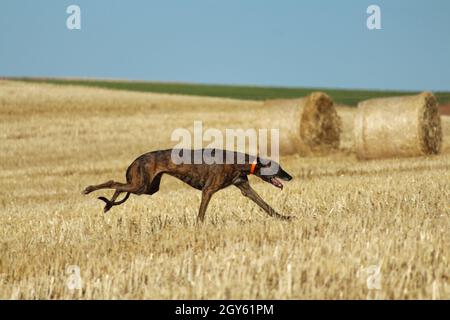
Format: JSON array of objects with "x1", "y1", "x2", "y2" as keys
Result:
[{"x1": 1, "y1": 80, "x2": 450, "y2": 299}]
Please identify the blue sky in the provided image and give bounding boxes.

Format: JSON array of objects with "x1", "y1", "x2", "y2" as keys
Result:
[{"x1": 1, "y1": 0, "x2": 449, "y2": 91}]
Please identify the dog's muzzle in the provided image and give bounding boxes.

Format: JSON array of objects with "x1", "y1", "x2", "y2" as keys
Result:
[{"x1": 270, "y1": 177, "x2": 284, "y2": 190}]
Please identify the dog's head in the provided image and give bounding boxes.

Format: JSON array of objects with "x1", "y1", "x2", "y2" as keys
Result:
[{"x1": 250, "y1": 157, "x2": 292, "y2": 190}]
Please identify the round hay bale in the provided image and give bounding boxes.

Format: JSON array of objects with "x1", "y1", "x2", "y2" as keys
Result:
[
  {"x1": 353, "y1": 92, "x2": 442, "y2": 159},
  {"x1": 299, "y1": 92, "x2": 342, "y2": 151},
  {"x1": 259, "y1": 98, "x2": 304, "y2": 155},
  {"x1": 261, "y1": 92, "x2": 341, "y2": 155}
]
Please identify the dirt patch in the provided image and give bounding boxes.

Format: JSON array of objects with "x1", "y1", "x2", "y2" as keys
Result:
[{"x1": 439, "y1": 104, "x2": 450, "y2": 116}]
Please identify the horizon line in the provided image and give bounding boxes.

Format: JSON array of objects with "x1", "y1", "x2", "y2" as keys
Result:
[{"x1": 2, "y1": 76, "x2": 448, "y2": 94}]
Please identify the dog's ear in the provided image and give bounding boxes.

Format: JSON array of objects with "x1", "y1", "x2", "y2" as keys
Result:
[{"x1": 260, "y1": 159, "x2": 272, "y2": 168}]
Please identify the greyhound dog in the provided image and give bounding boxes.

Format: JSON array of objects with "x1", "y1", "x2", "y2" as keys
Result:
[{"x1": 83, "y1": 149, "x2": 293, "y2": 221}]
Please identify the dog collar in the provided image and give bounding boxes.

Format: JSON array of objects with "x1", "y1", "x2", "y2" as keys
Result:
[{"x1": 250, "y1": 159, "x2": 257, "y2": 175}]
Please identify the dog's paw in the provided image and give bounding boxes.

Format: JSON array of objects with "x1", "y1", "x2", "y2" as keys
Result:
[
  {"x1": 281, "y1": 215, "x2": 296, "y2": 221},
  {"x1": 82, "y1": 186, "x2": 94, "y2": 195}
]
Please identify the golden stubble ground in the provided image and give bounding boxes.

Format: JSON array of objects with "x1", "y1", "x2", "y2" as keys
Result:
[{"x1": 0, "y1": 80, "x2": 449, "y2": 299}]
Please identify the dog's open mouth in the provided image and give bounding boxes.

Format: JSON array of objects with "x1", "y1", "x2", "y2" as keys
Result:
[{"x1": 270, "y1": 177, "x2": 283, "y2": 190}]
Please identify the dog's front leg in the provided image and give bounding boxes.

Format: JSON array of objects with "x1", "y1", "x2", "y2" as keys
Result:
[
  {"x1": 197, "y1": 188, "x2": 215, "y2": 222},
  {"x1": 236, "y1": 181, "x2": 291, "y2": 221}
]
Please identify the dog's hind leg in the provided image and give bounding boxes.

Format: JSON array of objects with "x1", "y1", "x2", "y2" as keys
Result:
[
  {"x1": 148, "y1": 173, "x2": 163, "y2": 195},
  {"x1": 98, "y1": 191, "x2": 131, "y2": 213},
  {"x1": 83, "y1": 160, "x2": 150, "y2": 195},
  {"x1": 235, "y1": 181, "x2": 291, "y2": 221},
  {"x1": 83, "y1": 177, "x2": 147, "y2": 195},
  {"x1": 98, "y1": 190, "x2": 120, "y2": 213},
  {"x1": 83, "y1": 180, "x2": 115, "y2": 194},
  {"x1": 83, "y1": 180, "x2": 144, "y2": 193}
]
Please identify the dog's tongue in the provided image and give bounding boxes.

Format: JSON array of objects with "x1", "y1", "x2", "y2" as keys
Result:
[{"x1": 271, "y1": 177, "x2": 283, "y2": 190}]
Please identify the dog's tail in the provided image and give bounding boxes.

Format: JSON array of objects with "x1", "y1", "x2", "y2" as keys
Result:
[{"x1": 98, "y1": 192, "x2": 130, "y2": 212}]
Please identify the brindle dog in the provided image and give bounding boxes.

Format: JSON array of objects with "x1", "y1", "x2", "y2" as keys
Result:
[{"x1": 83, "y1": 149, "x2": 293, "y2": 221}]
